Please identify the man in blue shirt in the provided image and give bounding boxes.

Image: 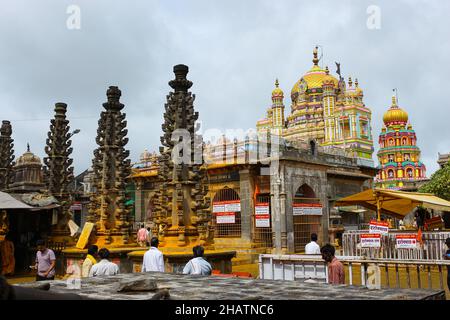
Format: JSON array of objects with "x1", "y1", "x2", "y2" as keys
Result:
[{"x1": 183, "y1": 245, "x2": 212, "y2": 276}]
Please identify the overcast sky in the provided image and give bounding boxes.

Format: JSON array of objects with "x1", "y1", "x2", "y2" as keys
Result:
[{"x1": 0, "y1": 0, "x2": 448, "y2": 176}]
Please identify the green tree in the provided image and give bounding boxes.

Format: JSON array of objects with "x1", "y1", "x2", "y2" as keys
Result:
[{"x1": 419, "y1": 160, "x2": 450, "y2": 200}]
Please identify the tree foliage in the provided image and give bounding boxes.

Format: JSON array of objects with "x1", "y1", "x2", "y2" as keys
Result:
[{"x1": 419, "y1": 160, "x2": 450, "y2": 200}]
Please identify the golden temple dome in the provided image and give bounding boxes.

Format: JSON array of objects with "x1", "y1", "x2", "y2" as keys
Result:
[
  {"x1": 291, "y1": 47, "x2": 338, "y2": 97},
  {"x1": 383, "y1": 95, "x2": 408, "y2": 125},
  {"x1": 16, "y1": 144, "x2": 41, "y2": 166},
  {"x1": 272, "y1": 79, "x2": 284, "y2": 97}
]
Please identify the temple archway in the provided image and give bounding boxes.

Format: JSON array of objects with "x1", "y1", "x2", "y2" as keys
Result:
[
  {"x1": 292, "y1": 183, "x2": 322, "y2": 253},
  {"x1": 211, "y1": 187, "x2": 241, "y2": 238}
]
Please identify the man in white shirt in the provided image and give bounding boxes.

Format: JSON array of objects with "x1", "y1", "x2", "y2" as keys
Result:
[
  {"x1": 142, "y1": 237, "x2": 165, "y2": 272},
  {"x1": 305, "y1": 233, "x2": 321, "y2": 254},
  {"x1": 89, "y1": 248, "x2": 119, "y2": 277},
  {"x1": 183, "y1": 245, "x2": 212, "y2": 276}
]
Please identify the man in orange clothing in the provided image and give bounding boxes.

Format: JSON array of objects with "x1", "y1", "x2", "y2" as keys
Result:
[{"x1": 321, "y1": 243, "x2": 345, "y2": 285}]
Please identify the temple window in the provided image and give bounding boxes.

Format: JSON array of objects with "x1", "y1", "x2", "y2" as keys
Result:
[
  {"x1": 388, "y1": 169, "x2": 394, "y2": 178},
  {"x1": 402, "y1": 138, "x2": 407, "y2": 145},
  {"x1": 406, "y1": 168, "x2": 413, "y2": 178}
]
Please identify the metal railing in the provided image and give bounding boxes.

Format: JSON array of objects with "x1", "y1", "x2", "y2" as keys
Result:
[
  {"x1": 259, "y1": 254, "x2": 450, "y2": 291},
  {"x1": 343, "y1": 230, "x2": 450, "y2": 260}
]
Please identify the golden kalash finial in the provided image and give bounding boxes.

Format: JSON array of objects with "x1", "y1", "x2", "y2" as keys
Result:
[
  {"x1": 391, "y1": 94, "x2": 397, "y2": 106},
  {"x1": 348, "y1": 76, "x2": 353, "y2": 87},
  {"x1": 275, "y1": 78, "x2": 279, "y2": 87},
  {"x1": 312, "y1": 46, "x2": 319, "y2": 65},
  {"x1": 355, "y1": 78, "x2": 359, "y2": 87},
  {"x1": 325, "y1": 66, "x2": 330, "y2": 74}
]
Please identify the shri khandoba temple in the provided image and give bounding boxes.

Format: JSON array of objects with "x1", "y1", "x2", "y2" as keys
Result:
[
  {"x1": 257, "y1": 47, "x2": 374, "y2": 166},
  {"x1": 375, "y1": 95, "x2": 428, "y2": 190}
]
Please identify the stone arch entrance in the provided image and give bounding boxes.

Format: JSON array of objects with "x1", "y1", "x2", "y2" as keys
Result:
[
  {"x1": 212, "y1": 187, "x2": 241, "y2": 238},
  {"x1": 292, "y1": 183, "x2": 322, "y2": 253}
]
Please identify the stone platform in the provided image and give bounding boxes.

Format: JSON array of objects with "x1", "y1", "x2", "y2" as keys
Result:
[{"x1": 16, "y1": 272, "x2": 445, "y2": 300}]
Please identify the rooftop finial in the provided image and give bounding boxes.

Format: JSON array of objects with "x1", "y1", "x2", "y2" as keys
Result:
[
  {"x1": 325, "y1": 66, "x2": 329, "y2": 74},
  {"x1": 348, "y1": 76, "x2": 353, "y2": 87},
  {"x1": 312, "y1": 46, "x2": 319, "y2": 66},
  {"x1": 392, "y1": 88, "x2": 398, "y2": 106},
  {"x1": 27, "y1": 143, "x2": 30, "y2": 152},
  {"x1": 275, "y1": 78, "x2": 279, "y2": 88},
  {"x1": 355, "y1": 78, "x2": 359, "y2": 87},
  {"x1": 392, "y1": 95, "x2": 397, "y2": 106}
]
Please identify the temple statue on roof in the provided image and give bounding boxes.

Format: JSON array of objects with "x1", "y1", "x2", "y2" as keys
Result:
[
  {"x1": 256, "y1": 47, "x2": 374, "y2": 165},
  {"x1": 375, "y1": 95, "x2": 428, "y2": 190}
]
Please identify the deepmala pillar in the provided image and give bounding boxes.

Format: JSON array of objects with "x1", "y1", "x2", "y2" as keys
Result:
[
  {"x1": 152, "y1": 64, "x2": 213, "y2": 250},
  {"x1": 44, "y1": 103, "x2": 75, "y2": 239},
  {"x1": 0, "y1": 120, "x2": 15, "y2": 191},
  {"x1": 127, "y1": 65, "x2": 235, "y2": 274},
  {"x1": 87, "y1": 86, "x2": 133, "y2": 247}
]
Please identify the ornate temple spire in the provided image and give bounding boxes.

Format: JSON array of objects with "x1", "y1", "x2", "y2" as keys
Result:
[
  {"x1": 88, "y1": 86, "x2": 132, "y2": 245},
  {"x1": 0, "y1": 121, "x2": 15, "y2": 191},
  {"x1": 312, "y1": 46, "x2": 319, "y2": 66},
  {"x1": 153, "y1": 65, "x2": 211, "y2": 247},
  {"x1": 44, "y1": 103, "x2": 75, "y2": 236}
]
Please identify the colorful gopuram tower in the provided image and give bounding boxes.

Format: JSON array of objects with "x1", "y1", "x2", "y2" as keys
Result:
[
  {"x1": 375, "y1": 95, "x2": 427, "y2": 189},
  {"x1": 256, "y1": 47, "x2": 374, "y2": 164}
]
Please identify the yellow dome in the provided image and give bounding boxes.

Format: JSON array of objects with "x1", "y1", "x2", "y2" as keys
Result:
[
  {"x1": 291, "y1": 48, "x2": 338, "y2": 97},
  {"x1": 383, "y1": 96, "x2": 408, "y2": 125}
]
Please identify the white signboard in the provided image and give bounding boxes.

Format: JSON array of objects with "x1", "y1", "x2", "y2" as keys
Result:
[
  {"x1": 255, "y1": 203, "x2": 270, "y2": 228},
  {"x1": 216, "y1": 212, "x2": 235, "y2": 224},
  {"x1": 213, "y1": 201, "x2": 241, "y2": 213},
  {"x1": 292, "y1": 203, "x2": 323, "y2": 216},
  {"x1": 395, "y1": 234, "x2": 418, "y2": 249},
  {"x1": 369, "y1": 220, "x2": 389, "y2": 234},
  {"x1": 360, "y1": 234, "x2": 381, "y2": 248}
]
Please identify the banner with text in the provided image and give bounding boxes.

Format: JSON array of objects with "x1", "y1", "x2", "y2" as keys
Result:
[
  {"x1": 216, "y1": 212, "x2": 236, "y2": 224},
  {"x1": 395, "y1": 234, "x2": 418, "y2": 249},
  {"x1": 292, "y1": 203, "x2": 323, "y2": 216},
  {"x1": 213, "y1": 200, "x2": 241, "y2": 213},
  {"x1": 369, "y1": 220, "x2": 389, "y2": 234},
  {"x1": 360, "y1": 233, "x2": 381, "y2": 248},
  {"x1": 255, "y1": 203, "x2": 270, "y2": 228}
]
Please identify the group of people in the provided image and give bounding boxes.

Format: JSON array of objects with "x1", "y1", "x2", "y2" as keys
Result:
[
  {"x1": 141, "y1": 237, "x2": 212, "y2": 275},
  {"x1": 33, "y1": 230, "x2": 450, "y2": 291}
]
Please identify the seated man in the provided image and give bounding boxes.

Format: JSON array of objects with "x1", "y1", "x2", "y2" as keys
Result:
[
  {"x1": 89, "y1": 248, "x2": 119, "y2": 277},
  {"x1": 183, "y1": 246, "x2": 212, "y2": 276}
]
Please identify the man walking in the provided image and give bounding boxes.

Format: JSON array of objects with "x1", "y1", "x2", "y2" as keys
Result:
[
  {"x1": 35, "y1": 240, "x2": 56, "y2": 281},
  {"x1": 142, "y1": 237, "x2": 164, "y2": 272},
  {"x1": 444, "y1": 237, "x2": 450, "y2": 292},
  {"x1": 137, "y1": 224, "x2": 149, "y2": 247},
  {"x1": 183, "y1": 246, "x2": 212, "y2": 276},
  {"x1": 321, "y1": 243, "x2": 345, "y2": 285},
  {"x1": 89, "y1": 248, "x2": 119, "y2": 277},
  {"x1": 305, "y1": 233, "x2": 321, "y2": 254}
]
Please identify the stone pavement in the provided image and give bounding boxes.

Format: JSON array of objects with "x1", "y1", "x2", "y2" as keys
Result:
[{"x1": 15, "y1": 271, "x2": 445, "y2": 300}]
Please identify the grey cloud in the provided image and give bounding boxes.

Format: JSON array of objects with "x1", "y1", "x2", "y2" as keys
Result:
[{"x1": 0, "y1": 0, "x2": 448, "y2": 176}]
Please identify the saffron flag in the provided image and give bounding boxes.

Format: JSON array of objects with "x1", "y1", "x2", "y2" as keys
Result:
[{"x1": 417, "y1": 228, "x2": 423, "y2": 245}]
